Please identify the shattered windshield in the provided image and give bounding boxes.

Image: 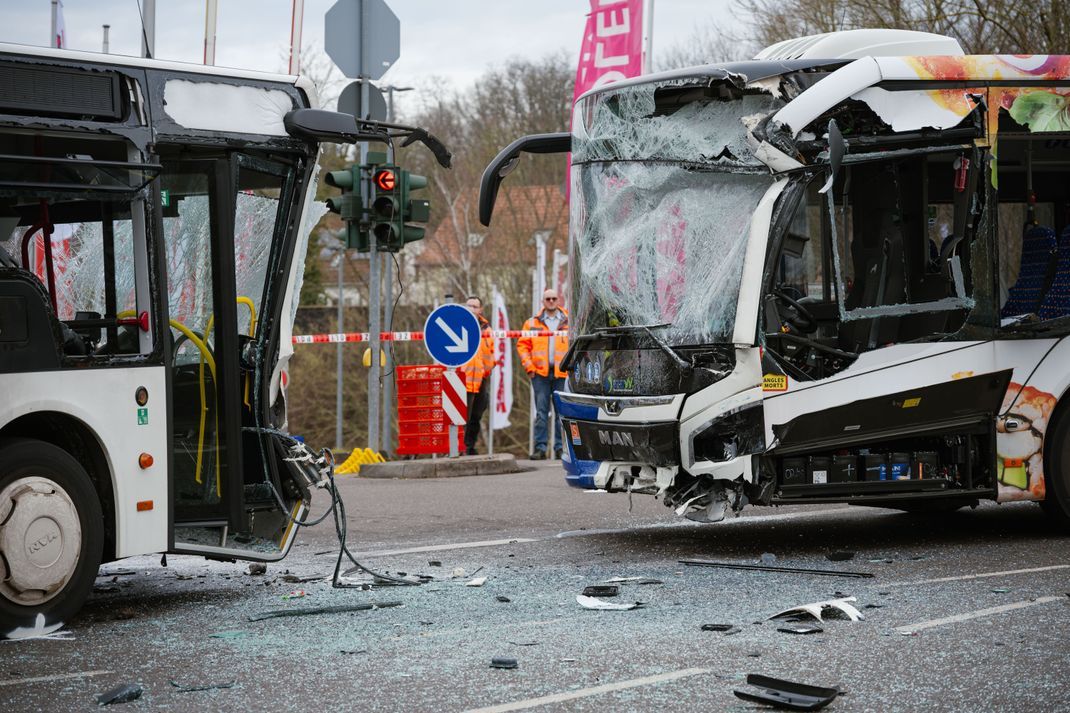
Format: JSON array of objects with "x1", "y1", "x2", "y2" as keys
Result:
[{"x1": 570, "y1": 79, "x2": 779, "y2": 346}]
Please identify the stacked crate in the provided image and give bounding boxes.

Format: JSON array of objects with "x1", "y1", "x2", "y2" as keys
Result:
[{"x1": 396, "y1": 365, "x2": 462, "y2": 455}]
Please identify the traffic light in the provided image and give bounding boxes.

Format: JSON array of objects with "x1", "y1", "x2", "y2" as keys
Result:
[
  {"x1": 324, "y1": 165, "x2": 368, "y2": 251},
  {"x1": 398, "y1": 169, "x2": 430, "y2": 247},
  {"x1": 370, "y1": 165, "x2": 401, "y2": 251}
]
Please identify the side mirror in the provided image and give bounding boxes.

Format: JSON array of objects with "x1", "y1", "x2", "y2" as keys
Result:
[
  {"x1": 283, "y1": 109, "x2": 387, "y2": 144},
  {"x1": 818, "y1": 119, "x2": 848, "y2": 195},
  {"x1": 479, "y1": 132, "x2": 570, "y2": 226}
]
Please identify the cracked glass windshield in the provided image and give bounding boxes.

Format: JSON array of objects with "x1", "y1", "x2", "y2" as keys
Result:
[{"x1": 570, "y1": 78, "x2": 779, "y2": 346}]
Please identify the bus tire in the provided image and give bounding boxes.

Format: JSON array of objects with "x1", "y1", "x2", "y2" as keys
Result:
[
  {"x1": 0, "y1": 438, "x2": 104, "y2": 639},
  {"x1": 1040, "y1": 403, "x2": 1070, "y2": 529}
]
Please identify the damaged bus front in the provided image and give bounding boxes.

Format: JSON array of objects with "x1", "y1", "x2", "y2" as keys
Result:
[{"x1": 481, "y1": 30, "x2": 1070, "y2": 527}]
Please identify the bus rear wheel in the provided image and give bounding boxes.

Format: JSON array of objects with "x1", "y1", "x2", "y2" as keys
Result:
[
  {"x1": 0, "y1": 438, "x2": 103, "y2": 639},
  {"x1": 1040, "y1": 404, "x2": 1070, "y2": 530}
]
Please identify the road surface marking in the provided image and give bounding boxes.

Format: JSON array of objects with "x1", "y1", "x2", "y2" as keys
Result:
[
  {"x1": 0, "y1": 670, "x2": 113, "y2": 687},
  {"x1": 462, "y1": 667, "x2": 711, "y2": 713},
  {"x1": 883, "y1": 564, "x2": 1070, "y2": 587},
  {"x1": 895, "y1": 596, "x2": 1064, "y2": 634},
  {"x1": 556, "y1": 507, "x2": 850, "y2": 539},
  {"x1": 353, "y1": 538, "x2": 537, "y2": 558}
]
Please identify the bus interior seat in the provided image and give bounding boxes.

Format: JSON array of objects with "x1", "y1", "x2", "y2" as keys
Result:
[
  {"x1": 1036, "y1": 225, "x2": 1070, "y2": 321},
  {"x1": 1001, "y1": 225, "x2": 1057, "y2": 317}
]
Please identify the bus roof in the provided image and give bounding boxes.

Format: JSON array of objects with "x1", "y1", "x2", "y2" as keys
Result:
[{"x1": 0, "y1": 41, "x2": 320, "y2": 108}]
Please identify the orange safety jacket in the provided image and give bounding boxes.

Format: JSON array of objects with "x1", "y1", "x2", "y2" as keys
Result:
[
  {"x1": 462, "y1": 314, "x2": 495, "y2": 393},
  {"x1": 517, "y1": 308, "x2": 569, "y2": 378}
]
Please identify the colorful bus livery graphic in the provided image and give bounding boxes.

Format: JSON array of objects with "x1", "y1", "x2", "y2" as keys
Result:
[{"x1": 997, "y1": 383, "x2": 1057, "y2": 501}]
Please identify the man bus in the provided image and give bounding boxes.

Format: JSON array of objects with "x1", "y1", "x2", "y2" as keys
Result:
[
  {"x1": 0, "y1": 42, "x2": 445, "y2": 637},
  {"x1": 479, "y1": 29, "x2": 1070, "y2": 527}
]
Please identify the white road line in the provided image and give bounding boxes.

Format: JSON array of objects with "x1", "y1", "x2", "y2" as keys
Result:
[
  {"x1": 555, "y1": 507, "x2": 850, "y2": 539},
  {"x1": 462, "y1": 667, "x2": 711, "y2": 713},
  {"x1": 352, "y1": 538, "x2": 537, "y2": 558},
  {"x1": 895, "y1": 596, "x2": 1065, "y2": 634},
  {"x1": 0, "y1": 670, "x2": 113, "y2": 687},
  {"x1": 883, "y1": 564, "x2": 1070, "y2": 587}
]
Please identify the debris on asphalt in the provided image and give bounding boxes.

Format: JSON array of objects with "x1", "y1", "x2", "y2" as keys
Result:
[
  {"x1": 777, "y1": 624, "x2": 824, "y2": 635},
  {"x1": 282, "y1": 590, "x2": 308, "y2": 599},
  {"x1": 280, "y1": 574, "x2": 324, "y2": 584},
  {"x1": 209, "y1": 631, "x2": 249, "y2": 640},
  {"x1": 428, "y1": 560, "x2": 442, "y2": 567},
  {"x1": 680, "y1": 559, "x2": 874, "y2": 579},
  {"x1": 991, "y1": 588, "x2": 1010, "y2": 593},
  {"x1": 465, "y1": 577, "x2": 488, "y2": 587},
  {"x1": 733, "y1": 673, "x2": 839, "y2": 710},
  {"x1": 582, "y1": 585, "x2": 619, "y2": 597},
  {"x1": 701, "y1": 624, "x2": 741, "y2": 635},
  {"x1": 509, "y1": 641, "x2": 539, "y2": 647},
  {"x1": 604, "y1": 577, "x2": 663, "y2": 585},
  {"x1": 490, "y1": 657, "x2": 518, "y2": 669},
  {"x1": 169, "y1": 679, "x2": 236, "y2": 693},
  {"x1": 340, "y1": 649, "x2": 368, "y2": 655},
  {"x1": 2, "y1": 614, "x2": 74, "y2": 642},
  {"x1": 770, "y1": 597, "x2": 864, "y2": 623},
  {"x1": 92, "y1": 584, "x2": 121, "y2": 594},
  {"x1": 826, "y1": 551, "x2": 855, "y2": 562},
  {"x1": 452, "y1": 567, "x2": 468, "y2": 578},
  {"x1": 760, "y1": 553, "x2": 777, "y2": 565},
  {"x1": 576, "y1": 594, "x2": 642, "y2": 611},
  {"x1": 495, "y1": 595, "x2": 512, "y2": 603},
  {"x1": 248, "y1": 601, "x2": 403, "y2": 622},
  {"x1": 98, "y1": 569, "x2": 137, "y2": 577},
  {"x1": 247, "y1": 563, "x2": 267, "y2": 576},
  {"x1": 96, "y1": 683, "x2": 143, "y2": 705}
]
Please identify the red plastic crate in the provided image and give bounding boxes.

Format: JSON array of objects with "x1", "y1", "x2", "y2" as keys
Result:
[
  {"x1": 396, "y1": 430, "x2": 463, "y2": 456},
  {"x1": 397, "y1": 365, "x2": 445, "y2": 382},
  {"x1": 398, "y1": 420, "x2": 450, "y2": 436},
  {"x1": 398, "y1": 407, "x2": 442, "y2": 422}
]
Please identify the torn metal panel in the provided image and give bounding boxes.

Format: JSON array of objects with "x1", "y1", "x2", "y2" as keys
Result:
[
  {"x1": 163, "y1": 80, "x2": 294, "y2": 136},
  {"x1": 769, "y1": 596, "x2": 864, "y2": 622},
  {"x1": 851, "y1": 87, "x2": 976, "y2": 132}
]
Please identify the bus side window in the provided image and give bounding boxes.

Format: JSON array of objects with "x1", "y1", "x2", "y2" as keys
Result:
[
  {"x1": 0, "y1": 199, "x2": 141, "y2": 357},
  {"x1": 995, "y1": 87, "x2": 1070, "y2": 328}
]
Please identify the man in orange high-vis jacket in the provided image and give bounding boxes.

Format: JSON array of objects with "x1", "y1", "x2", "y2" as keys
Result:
[
  {"x1": 516, "y1": 288, "x2": 569, "y2": 460},
  {"x1": 462, "y1": 296, "x2": 495, "y2": 456}
]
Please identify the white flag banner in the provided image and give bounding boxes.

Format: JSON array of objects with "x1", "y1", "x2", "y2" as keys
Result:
[
  {"x1": 490, "y1": 287, "x2": 512, "y2": 430},
  {"x1": 55, "y1": 0, "x2": 66, "y2": 48}
]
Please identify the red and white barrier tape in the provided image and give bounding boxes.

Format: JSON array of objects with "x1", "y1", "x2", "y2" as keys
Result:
[{"x1": 292, "y1": 330, "x2": 567, "y2": 344}]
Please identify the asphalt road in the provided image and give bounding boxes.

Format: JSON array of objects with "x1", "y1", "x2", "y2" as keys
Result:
[{"x1": 4, "y1": 461, "x2": 1070, "y2": 712}]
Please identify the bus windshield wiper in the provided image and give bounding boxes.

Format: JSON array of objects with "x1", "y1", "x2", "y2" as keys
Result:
[{"x1": 594, "y1": 323, "x2": 692, "y2": 372}]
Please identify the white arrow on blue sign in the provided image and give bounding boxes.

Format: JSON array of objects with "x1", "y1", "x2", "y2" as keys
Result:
[{"x1": 423, "y1": 304, "x2": 481, "y2": 368}]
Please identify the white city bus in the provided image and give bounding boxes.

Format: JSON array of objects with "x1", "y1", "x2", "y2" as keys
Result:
[
  {"x1": 480, "y1": 30, "x2": 1070, "y2": 526},
  {"x1": 0, "y1": 43, "x2": 411, "y2": 636}
]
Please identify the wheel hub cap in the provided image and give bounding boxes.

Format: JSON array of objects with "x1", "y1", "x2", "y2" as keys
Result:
[{"x1": 0, "y1": 477, "x2": 82, "y2": 606}]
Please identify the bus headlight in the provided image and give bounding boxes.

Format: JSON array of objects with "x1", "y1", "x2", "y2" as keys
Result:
[{"x1": 691, "y1": 403, "x2": 765, "y2": 463}]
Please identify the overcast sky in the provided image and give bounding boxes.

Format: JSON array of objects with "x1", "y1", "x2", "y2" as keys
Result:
[{"x1": 1, "y1": 0, "x2": 734, "y2": 102}]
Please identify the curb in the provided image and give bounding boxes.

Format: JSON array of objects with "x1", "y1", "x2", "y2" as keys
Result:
[{"x1": 358, "y1": 453, "x2": 521, "y2": 479}]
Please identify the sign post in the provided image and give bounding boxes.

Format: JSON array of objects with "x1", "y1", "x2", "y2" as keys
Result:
[
  {"x1": 423, "y1": 304, "x2": 480, "y2": 457},
  {"x1": 325, "y1": 0, "x2": 401, "y2": 453}
]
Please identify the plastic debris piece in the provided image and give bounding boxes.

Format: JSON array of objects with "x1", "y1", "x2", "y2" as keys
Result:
[
  {"x1": 209, "y1": 631, "x2": 249, "y2": 640},
  {"x1": 582, "y1": 585, "x2": 619, "y2": 597},
  {"x1": 490, "y1": 657, "x2": 518, "y2": 669},
  {"x1": 701, "y1": 624, "x2": 742, "y2": 635},
  {"x1": 280, "y1": 574, "x2": 324, "y2": 584},
  {"x1": 465, "y1": 577, "x2": 487, "y2": 587},
  {"x1": 246, "y1": 563, "x2": 267, "y2": 576},
  {"x1": 169, "y1": 679, "x2": 235, "y2": 693},
  {"x1": 509, "y1": 641, "x2": 539, "y2": 647},
  {"x1": 282, "y1": 589, "x2": 308, "y2": 599},
  {"x1": 561, "y1": 657, "x2": 578, "y2": 662},
  {"x1": 733, "y1": 673, "x2": 839, "y2": 710},
  {"x1": 451, "y1": 567, "x2": 467, "y2": 578},
  {"x1": 96, "y1": 683, "x2": 143, "y2": 705},
  {"x1": 576, "y1": 594, "x2": 642, "y2": 611},
  {"x1": 603, "y1": 576, "x2": 663, "y2": 585},
  {"x1": 340, "y1": 649, "x2": 368, "y2": 655},
  {"x1": 681, "y1": 559, "x2": 874, "y2": 578},
  {"x1": 863, "y1": 604, "x2": 885, "y2": 609},
  {"x1": 777, "y1": 624, "x2": 824, "y2": 635},
  {"x1": 3, "y1": 614, "x2": 73, "y2": 641},
  {"x1": 760, "y1": 553, "x2": 777, "y2": 564},
  {"x1": 428, "y1": 561, "x2": 442, "y2": 567},
  {"x1": 248, "y1": 601, "x2": 402, "y2": 622},
  {"x1": 770, "y1": 597, "x2": 864, "y2": 623},
  {"x1": 826, "y1": 551, "x2": 855, "y2": 562},
  {"x1": 991, "y1": 588, "x2": 1010, "y2": 593},
  {"x1": 496, "y1": 595, "x2": 512, "y2": 603}
]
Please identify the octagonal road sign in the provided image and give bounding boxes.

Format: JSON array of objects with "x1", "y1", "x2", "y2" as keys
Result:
[
  {"x1": 423, "y1": 304, "x2": 480, "y2": 368},
  {"x1": 325, "y1": 0, "x2": 400, "y2": 80}
]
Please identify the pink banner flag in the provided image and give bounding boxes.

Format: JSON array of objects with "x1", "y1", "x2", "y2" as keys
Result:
[
  {"x1": 574, "y1": 0, "x2": 645, "y2": 104},
  {"x1": 490, "y1": 288, "x2": 513, "y2": 430}
]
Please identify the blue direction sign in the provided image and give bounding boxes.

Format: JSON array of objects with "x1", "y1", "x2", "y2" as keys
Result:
[{"x1": 423, "y1": 304, "x2": 480, "y2": 368}]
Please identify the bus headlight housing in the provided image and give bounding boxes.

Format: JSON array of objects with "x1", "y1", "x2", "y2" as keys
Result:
[{"x1": 691, "y1": 403, "x2": 765, "y2": 463}]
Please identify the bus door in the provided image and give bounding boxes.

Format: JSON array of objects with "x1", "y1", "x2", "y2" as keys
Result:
[{"x1": 162, "y1": 152, "x2": 297, "y2": 552}]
